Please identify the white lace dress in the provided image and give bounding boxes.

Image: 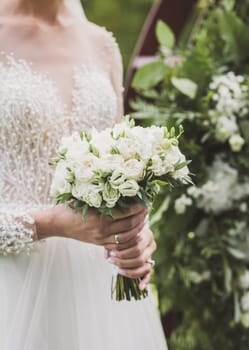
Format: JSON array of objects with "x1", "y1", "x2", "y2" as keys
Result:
[{"x1": 0, "y1": 26, "x2": 167, "y2": 350}]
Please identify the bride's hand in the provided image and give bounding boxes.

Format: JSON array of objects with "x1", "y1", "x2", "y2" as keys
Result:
[
  {"x1": 32, "y1": 203, "x2": 148, "y2": 247},
  {"x1": 106, "y1": 226, "x2": 157, "y2": 290}
]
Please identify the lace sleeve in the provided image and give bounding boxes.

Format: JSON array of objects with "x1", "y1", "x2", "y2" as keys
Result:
[{"x1": 0, "y1": 211, "x2": 38, "y2": 256}]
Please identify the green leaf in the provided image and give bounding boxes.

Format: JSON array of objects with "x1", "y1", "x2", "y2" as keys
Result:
[
  {"x1": 132, "y1": 61, "x2": 166, "y2": 90},
  {"x1": 82, "y1": 204, "x2": 89, "y2": 222},
  {"x1": 217, "y1": 10, "x2": 249, "y2": 63},
  {"x1": 156, "y1": 20, "x2": 175, "y2": 49},
  {"x1": 240, "y1": 120, "x2": 249, "y2": 142},
  {"x1": 150, "y1": 196, "x2": 170, "y2": 227},
  {"x1": 223, "y1": 0, "x2": 235, "y2": 11},
  {"x1": 174, "y1": 160, "x2": 191, "y2": 171},
  {"x1": 171, "y1": 77, "x2": 198, "y2": 99}
]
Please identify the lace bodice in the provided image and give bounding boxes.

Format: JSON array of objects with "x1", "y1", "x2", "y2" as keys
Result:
[{"x1": 0, "y1": 31, "x2": 123, "y2": 215}]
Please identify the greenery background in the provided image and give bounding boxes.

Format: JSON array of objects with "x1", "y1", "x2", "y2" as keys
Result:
[{"x1": 82, "y1": 0, "x2": 154, "y2": 69}]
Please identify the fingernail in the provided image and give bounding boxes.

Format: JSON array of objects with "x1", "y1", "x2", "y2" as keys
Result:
[
  {"x1": 107, "y1": 258, "x2": 116, "y2": 265},
  {"x1": 110, "y1": 251, "x2": 117, "y2": 257},
  {"x1": 140, "y1": 283, "x2": 147, "y2": 291},
  {"x1": 117, "y1": 268, "x2": 126, "y2": 276}
]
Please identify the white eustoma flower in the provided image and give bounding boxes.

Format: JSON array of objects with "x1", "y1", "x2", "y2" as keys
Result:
[
  {"x1": 118, "y1": 180, "x2": 140, "y2": 197},
  {"x1": 174, "y1": 194, "x2": 192, "y2": 214},
  {"x1": 239, "y1": 271, "x2": 249, "y2": 290},
  {"x1": 150, "y1": 155, "x2": 169, "y2": 176},
  {"x1": 102, "y1": 183, "x2": 120, "y2": 208},
  {"x1": 241, "y1": 292, "x2": 249, "y2": 312},
  {"x1": 50, "y1": 162, "x2": 72, "y2": 197},
  {"x1": 109, "y1": 170, "x2": 127, "y2": 189},
  {"x1": 215, "y1": 116, "x2": 238, "y2": 142},
  {"x1": 229, "y1": 134, "x2": 245, "y2": 152},
  {"x1": 72, "y1": 154, "x2": 99, "y2": 183}
]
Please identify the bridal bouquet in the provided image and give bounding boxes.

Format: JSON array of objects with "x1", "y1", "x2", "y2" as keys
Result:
[{"x1": 50, "y1": 117, "x2": 191, "y2": 301}]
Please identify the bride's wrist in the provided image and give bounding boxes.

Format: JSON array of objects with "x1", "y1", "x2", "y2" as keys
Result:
[{"x1": 31, "y1": 208, "x2": 58, "y2": 240}]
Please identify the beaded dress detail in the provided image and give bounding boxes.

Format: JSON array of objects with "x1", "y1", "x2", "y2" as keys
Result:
[{"x1": 0, "y1": 28, "x2": 167, "y2": 350}]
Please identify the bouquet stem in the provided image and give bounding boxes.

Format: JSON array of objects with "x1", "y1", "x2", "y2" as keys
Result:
[{"x1": 112, "y1": 274, "x2": 148, "y2": 301}]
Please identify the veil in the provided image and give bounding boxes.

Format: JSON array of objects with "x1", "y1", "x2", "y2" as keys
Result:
[{"x1": 64, "y1": 0, "x2": 86, "y2": 20}]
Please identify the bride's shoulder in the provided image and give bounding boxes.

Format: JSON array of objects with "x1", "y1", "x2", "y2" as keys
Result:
[{"x1": 86, "y1": 21, "x2": 120, "y2": 53}]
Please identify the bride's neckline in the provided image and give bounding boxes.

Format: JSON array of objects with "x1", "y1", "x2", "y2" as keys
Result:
[{"x1": 0, "y1": 51, "x2": 113, "y2": 117}]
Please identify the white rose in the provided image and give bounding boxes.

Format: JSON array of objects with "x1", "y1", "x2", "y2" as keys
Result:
[
  {"x1": 60, "y1": 133, "x2": 89, "y2": 162},
  {"x1": 102, "y1": 183, "x2": 120, "y2": 208},
  {"x1": 241, "y1": 293, "x2": 249, "y2": 312},
  {"x1": 50, "y1": 162, "x2": 72, "y2": 198},
  {"x1": 229, "y1": 134, "x2": 245, "y2": 152},
  {"x1": 123, "y1": 159, "x2": 145, "y2": 181},
  {"x1": 72, "y1": 183, "x2": 103, "y2": 207},
  {"x1": 215, "y1": 116, "x2": 238, "y2": 142},
  {"x1": 72, "y1": 154, "x2": 99, "y2": 183},
  {"x1": 116, "y1": 138, "x2": 139, "y2": 160},
  {"x1": 118, "y1": 180, "x2": 139, "y2": 197},
  {"x1": 99, "y1": 154, "x2": 125, "y2": 174},
  {"x1": 239, "y1": 271, "x2": 249, "y2": 290}
]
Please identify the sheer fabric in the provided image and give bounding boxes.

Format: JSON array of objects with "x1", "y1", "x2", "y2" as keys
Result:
[{"x1": 0, "y1": 19, "x2": 167, "y2": 350}]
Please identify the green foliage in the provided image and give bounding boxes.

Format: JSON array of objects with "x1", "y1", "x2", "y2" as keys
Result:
[
  {"x1": 82, "y1": 0, "x2": 153, "y2": 69},
  {"x1": 131, "y1": 1, "x2": 249, "y2": 349}
]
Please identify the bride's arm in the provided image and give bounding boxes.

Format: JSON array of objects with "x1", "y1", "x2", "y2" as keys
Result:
[{"x1": 0, "y1": 211, "x2": 38, "y2": 255}]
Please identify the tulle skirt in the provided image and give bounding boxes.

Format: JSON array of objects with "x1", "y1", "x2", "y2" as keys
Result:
[{"x1": 0, "y1": 237, "x2": 167, "y2": 349}]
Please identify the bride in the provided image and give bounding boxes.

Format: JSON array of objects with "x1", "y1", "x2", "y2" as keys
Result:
[{"x1": 0, "y1": 0, "x2": 168, "y2": 349}]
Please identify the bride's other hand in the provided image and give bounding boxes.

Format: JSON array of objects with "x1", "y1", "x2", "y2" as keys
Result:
[
  {"x1": 106, "y1": 226, "x2": 157, "y2": 290},
  {"x1": 32, "y1": 203, "x2": 147, "y2": 247}
]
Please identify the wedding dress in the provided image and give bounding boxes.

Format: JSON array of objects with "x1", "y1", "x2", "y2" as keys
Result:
[{"x1": 0, "y1": 8, "x2": 168, "y2": 350}]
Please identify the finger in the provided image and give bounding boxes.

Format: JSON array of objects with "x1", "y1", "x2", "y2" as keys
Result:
[
  {"x1": 114, "y1": 231, "x2": 153, "y2": 259},
  {"x1": 107, "y1": 245, "x2": 154, "y2": 269},
  {"x1": 112, "y1": 203, "x2": 147, "y2": 220},
  {"x1": 139, "y1": 272, "x2": 151, "y2": 291},
  {"x1": 103, "y1": 233, "x2": 142, "y2": 251},
  {"x1": 117, "y1": 263, "x2": 152, "y2": 279},
  {"x1": 106, "y1": 210, "x2": 147, "y2": 237}
]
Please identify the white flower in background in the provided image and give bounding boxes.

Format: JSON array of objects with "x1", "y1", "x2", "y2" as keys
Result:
[
  {"x1": 174, "y1": 194, "x2": 192, "y2": 214},
  {"x1": 239, "y1": 271, "x2": 249, "y2": 290},
  {"x1": 228, "y1": 221, "x2": 247, "y2": 236},
  {"x1": 188, "y1": 270, "x2": 211, "y2": 284},
  {"x1": 187, "y1": 158, "x2": 239, "y2": 213},
  {"x1": 229, "y1": 134, "x2": 245, "y2": 152},
  {"x1": 241, "y1": 292, "x2": 249, "y2": 311},
  {"x1": 215, "y1": 116, "x2": 238, "y2": 142},
  {"x1": 241, "y1": 312, "x2": 249, "y2": 328},
  {"x1": 118, "y1": 180, "x2": 140, "y2": 197},
  {"x1": 50, "y1": 162, "x2": 72, "y2": 197},
  {"x1": 209, "y1": 72, "x2": 249, "y2": 117},
  {"x1": 240, "y1": 202, "x2": 248, "y2": 213}
]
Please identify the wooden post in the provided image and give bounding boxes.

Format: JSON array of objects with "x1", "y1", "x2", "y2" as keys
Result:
[{"x1": 124, "y1": 0, "x2": 197, "y2": 113}]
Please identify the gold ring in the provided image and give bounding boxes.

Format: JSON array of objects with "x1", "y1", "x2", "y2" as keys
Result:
[
  {"x1": 147, "y1": 259, "x2": 155, "y2": 267},
  {"x1": 114, "y1": 234, "x2": 120, "y2": 245}
]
